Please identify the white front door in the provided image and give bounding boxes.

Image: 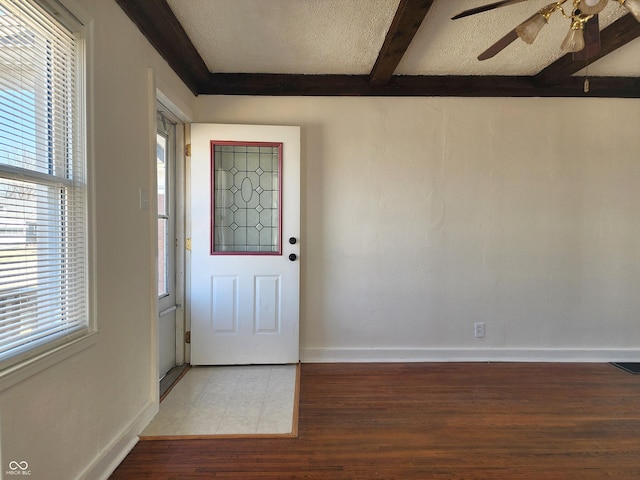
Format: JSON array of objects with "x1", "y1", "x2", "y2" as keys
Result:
[{"x1": 190, "y1": 124, "x2": 300, "y2": 365}]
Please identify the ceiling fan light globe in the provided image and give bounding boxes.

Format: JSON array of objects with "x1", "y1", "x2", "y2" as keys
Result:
[
  {"x1": 622, "y1": 0, "x2": 640, "y2": 22},
  {"x1": 580, "y1": 0, "x2": 609, "y2": 14},
  {"x1": 561, "y1": 25, "x2": 585, "y2": 52},
  {"x1": 515, "y1": 14, "x2": 547, "y2": 44}
]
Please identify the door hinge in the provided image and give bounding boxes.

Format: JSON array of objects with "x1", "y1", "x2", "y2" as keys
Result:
[
  {"x1": 186, "y1": 238, "x2": 192, "y2": 251},
  {"x1": 185, "y1": 331, "x2": 191, "y2": 344},
  {"x1": 185, "y1": 144, "x2": 191, "y2": 156}
]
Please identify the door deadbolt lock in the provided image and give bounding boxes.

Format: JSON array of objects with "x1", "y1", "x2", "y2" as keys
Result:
[{"x1": 289, "y1": 253, "x2": 297, "y2": 261}]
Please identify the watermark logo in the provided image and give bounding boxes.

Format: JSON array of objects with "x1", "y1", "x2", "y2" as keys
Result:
[{"x1": 6, "y1": 460, "x2": 31, "y2": 476}]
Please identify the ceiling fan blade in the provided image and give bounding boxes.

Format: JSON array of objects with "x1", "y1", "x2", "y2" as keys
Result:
[
  {"x1": 452, "y1": 0, "x2": 529, "y2": 20},
  {"x1": 572, "y1": 15, "x2": 601, "y2": 61},
  {"x1": 478, "y1": 29, "x2": 518, "y2": 60},
  {"x1": 477, "y1": 11, "x2": 547, "y2": 61}
]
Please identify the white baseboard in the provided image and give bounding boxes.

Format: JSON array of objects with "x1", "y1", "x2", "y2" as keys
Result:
[
  {"x1": 77, "y1": 400, "x2": 158, "y2": 480},
  {"x1": 300, "y1": 347, "x2": 640, "y2": 363}
]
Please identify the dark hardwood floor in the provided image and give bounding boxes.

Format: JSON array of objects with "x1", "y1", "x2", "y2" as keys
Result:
[{"x1": 109, "y1": 362, "x2": 640, "y2": 479}]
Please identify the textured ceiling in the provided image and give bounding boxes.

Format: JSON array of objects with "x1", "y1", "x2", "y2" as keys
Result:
[
  {"x1": 166, "y1": 0, "x2": 640, "y2": 77},
  {"x1": 167, "y1": 0, "x2": 399, "y2": 74}
]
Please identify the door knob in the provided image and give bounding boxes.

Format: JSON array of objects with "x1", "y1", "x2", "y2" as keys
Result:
[
  {"x1": 289, "y1": 253, "x2": 297, "y2": 261},
  {"x1": 289, "y1": 237, "x2": 297, "y2": 245}
]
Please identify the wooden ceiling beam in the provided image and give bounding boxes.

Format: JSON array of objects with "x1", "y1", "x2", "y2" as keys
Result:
[
  {"x1": 115, "y1": 0, "x2": 640, "y2": 98},
  {"x1": 200, "y1": 73, "x2": 640, "y2": 97},
  {"x1": 535, "y1": 13, "x2": 640, "y2": 87},
  {"x1": 115, "y1": 0, "x2": 210, "y2": 95},
  {"x1": 369, "y1": 0, "x2": 436, "y2": 86}
]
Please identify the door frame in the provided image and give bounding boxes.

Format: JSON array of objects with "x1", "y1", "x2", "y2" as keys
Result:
[{"x1": 155, "y1": 94, "x2": 187, "y2": 371}]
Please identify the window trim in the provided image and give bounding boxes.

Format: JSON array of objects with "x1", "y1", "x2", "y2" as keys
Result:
[
  {"x1": 0, "y1": 0, "x2": 96, "y2": 389},
  {"x1": 0, "y1": 331, "x2": 97, "y2": 392}
]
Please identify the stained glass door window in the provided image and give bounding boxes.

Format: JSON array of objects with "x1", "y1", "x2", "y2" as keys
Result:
[{"x1": 211, "y1": 142, "x2": 282, "y2": 254}]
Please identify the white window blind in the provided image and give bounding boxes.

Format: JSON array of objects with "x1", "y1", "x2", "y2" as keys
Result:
[{"x1": 0, "y1": 0, "x2": 87, "y2": 368}]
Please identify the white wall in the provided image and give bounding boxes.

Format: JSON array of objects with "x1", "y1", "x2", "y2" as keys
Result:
[
  {"x1": 0, "y1": 0, "x2": 194, "y2": 479},
  {"x1": 196, "y1": 96, "x2": 640, "y2": 362}
]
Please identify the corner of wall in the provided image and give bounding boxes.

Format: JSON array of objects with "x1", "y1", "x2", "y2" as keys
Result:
[{"x1": 78, "y1": 400, "x2": 157, "y2": 480}]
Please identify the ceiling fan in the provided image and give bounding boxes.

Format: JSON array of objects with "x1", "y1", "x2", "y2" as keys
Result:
[{"x1": 452, "y1": 0, "x2": 640, "y2": 61}]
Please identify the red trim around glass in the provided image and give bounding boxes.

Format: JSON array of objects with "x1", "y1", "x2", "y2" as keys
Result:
[{"x1": 210, "y1": 140, "x2": 283, "y2": 256}]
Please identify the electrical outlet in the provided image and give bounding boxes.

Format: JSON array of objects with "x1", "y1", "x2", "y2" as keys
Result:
[{"x1": 474, "y1": 322, "x2": 485, "y2": 338}]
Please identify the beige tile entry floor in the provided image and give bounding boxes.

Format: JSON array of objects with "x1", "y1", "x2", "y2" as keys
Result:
[{"x1": 141, "y1": 364, "x2": 298, "y2": 439}]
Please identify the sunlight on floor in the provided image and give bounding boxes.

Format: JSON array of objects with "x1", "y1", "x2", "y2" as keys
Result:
[{"x1": 141, "y1": 364, "x2": 297, "y2": 438}]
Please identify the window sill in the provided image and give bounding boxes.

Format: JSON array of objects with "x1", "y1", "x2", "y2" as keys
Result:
[{"x1": 0, "y1": 331, "x2": 99, "y2": 394}]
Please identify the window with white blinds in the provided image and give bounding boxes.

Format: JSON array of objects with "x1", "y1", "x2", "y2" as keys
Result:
[{"x1": 0, "y1": 0, "x2": 88, "y2": 368}]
